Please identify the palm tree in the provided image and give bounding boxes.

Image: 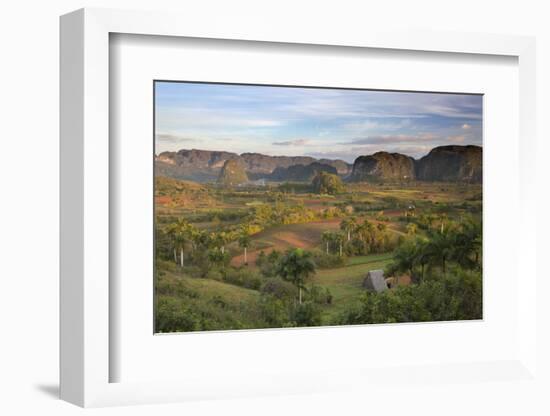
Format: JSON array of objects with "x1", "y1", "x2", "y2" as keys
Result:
[
  {"x1": 415, "y1": 237, "x2": 431, "y2": 282},
  {"x1": 219, "y1": 231, "x2": 231, "y2": 254},
  {"x1": 438, "y1": 214, "x2": 449, "y2": 233},
  {"x1": 321, "y1": 231, "x2": 333, "y2": 254},
  {"x1": 189, "y1": 229, "x2": 208, "y2": 252},
  {"x1": 452, "y1": 220, "x2": 482, "y2": 270},
  {"x1": 208, "y1": 248, "x2": 226, "y2": 271},
  {"x1": 175, "y1": 232, "x2": 186, "y2": 268},
  {"x1": 238, "y1": 232, "x2": 251, "y2": 265},
  {"x1": 393, "y1": 239, "x2": 417, "y2": 279},
  {"x1": 333, "y1": 232, "x2": 345, "y2": 257},
  {"x1": 427, "y1": 226, "x2": 455, "y2": 277},
  {"x1": 340, "y1": 216, "x2": 357, "y2": 242},
  {"x1": 211, "y1": 231, "x2": 231, "y2": 254},
  {"x1": 165, "y1": 228, "x2": 178, "y2": 263},
  {"x1": 186, "y1": 227, "x2": 200, "y2": 252},
  {"x1": 166, "y1": 219, "x2": 190, "y2": 267},
  {"x1": 276, "y1": 248, "x2": 316, "y2": 304},
  {"x1": 356, "y1": 220, "x2": 374, "y2": 254}
]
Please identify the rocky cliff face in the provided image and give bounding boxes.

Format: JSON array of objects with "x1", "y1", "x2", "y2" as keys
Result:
[
  {"x1": 415, "y1": 145, "x2": 482, "y2": 183},
  {"x1": 155, "y1": 149, "x2": 351, "y2": 182},
  {"x1": 240, "y1": 153, "x2": 317, "y2": 175},
  {"x1": 217, "y1": 159, "x2": 248, "y2": 186},
  {"x1": 155, "y1": 149, "x2": 240, "y2": 182},
  {"x1": 269, "y1": 162, "x2": 337, "y2": 182},
  {"x1": 349, "y1": 152, "x2": 416, "y2": 182},
  {"x1": 348, "y1": 145, "x2": 482, "y2": 183}
]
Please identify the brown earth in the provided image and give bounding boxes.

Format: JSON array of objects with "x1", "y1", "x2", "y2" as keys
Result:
[{"x1": 230, "y1": 219, "x2": 341, "y2": 267}]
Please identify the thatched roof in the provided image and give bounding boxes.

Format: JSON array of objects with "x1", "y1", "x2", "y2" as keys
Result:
[{"x1": 363, "y1": 270, "x2": 388, "y2": 293}]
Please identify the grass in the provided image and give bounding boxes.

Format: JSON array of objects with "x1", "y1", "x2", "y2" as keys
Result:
[
  {"x1": 183, "y1": 274, "x2": 259, "y2": 302},
  {"x1": 155, "y1": 269, "x2": 266, "y2": 332},
  {"x1": 346, "y1": 252, "x2": 394, "y2": 266},
  {"x1": 311, "y1": 253, "x2": 394, "y2": 321}
]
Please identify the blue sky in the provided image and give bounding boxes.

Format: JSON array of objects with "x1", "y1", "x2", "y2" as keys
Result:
[{"x1": 155, "y1": 82, "x2": 482, "y2": 162}]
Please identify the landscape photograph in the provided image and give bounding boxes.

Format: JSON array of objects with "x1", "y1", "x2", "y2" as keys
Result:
[{"x1": 154, "y1": 81, "x2": 483, "y2": 333}]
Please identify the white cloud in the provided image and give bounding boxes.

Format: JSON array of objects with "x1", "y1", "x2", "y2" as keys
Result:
[
  {"x1": 157, "y1": 107, "x2": 285, "y2": 130},
  {"x1": 155, "y1": 133, "x2": 195, "y2": 143},
  {"x1": 272, "y1": 139, "x2": 311, "y2": 146},
  {"x1": 462, "y1": 123, "x2": 472, "y2": 129},
  {"x1": 342, "y1": 132, "x2": 439, "y2": 146},
  {"x1": 423, "y1": 104, "x2": 482, "y2": 120}
]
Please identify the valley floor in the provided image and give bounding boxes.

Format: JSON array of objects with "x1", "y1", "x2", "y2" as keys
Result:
[{"x1": 154, "y1": 178, "x2": 482, "y2": 332}]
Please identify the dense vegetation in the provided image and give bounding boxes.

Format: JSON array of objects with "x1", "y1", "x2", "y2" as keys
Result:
[{"x1": 155, "y1": 175, "x2": 482, "y2": 332}]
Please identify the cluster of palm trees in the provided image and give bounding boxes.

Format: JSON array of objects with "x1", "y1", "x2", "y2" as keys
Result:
[
  {"x1": 164, "y1": 219, "x2": 253, "y2": 267},
  {"x1": 321, "y1": 216, "x2": 391, "y2": 256},
  {"x1": 165, "y1": 219, "x2": 194, "y2": 267},
  {"x1": 389, "y1": 219, "x2": 481, "y2": 282}
]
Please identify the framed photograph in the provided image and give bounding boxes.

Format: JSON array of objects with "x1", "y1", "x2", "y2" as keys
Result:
[
  {"x1": 60, "y1": 8, "x2": 538, "y2": 408},
  {"x1": 152, "y1": 80, "x2": 484, "y2": 335}
]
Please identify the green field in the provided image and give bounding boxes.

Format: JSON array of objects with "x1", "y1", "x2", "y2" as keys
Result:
[{"x1": 313, "y1": 253, "x2": 395, "y2": 320}]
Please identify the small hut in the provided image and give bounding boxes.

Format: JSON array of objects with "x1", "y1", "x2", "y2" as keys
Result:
[{"x1": 363, "y1": 270, "x2": 388, "y2": 293}]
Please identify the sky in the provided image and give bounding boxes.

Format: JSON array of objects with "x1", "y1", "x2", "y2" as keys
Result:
[{"x1": 155, "y1": 81, "x2": 482, "y2": 162}]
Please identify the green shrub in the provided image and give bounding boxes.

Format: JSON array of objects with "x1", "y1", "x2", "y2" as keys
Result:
[
  {"x1": 155, "y1": 297, "x2": 202, "y2": 332},
  {"x1": 258, "y1": 294, "x2": 289, "y2": 327},
  {"x1": 311, "y1": 251, "x2": 346, "y2": 269},
  {"x1": 223, "y1": 268, "x2": 263, "y2": 290},
  {"x1": 306, "y1": 285, "x2": 333, "y2": 305},
  {"x1": 156, "y1": 259, "x2": 177, "y2": 273},
  {"x1": 290, "y1": 302, "x2": 323, "y2": 327},
  {"x1": 205, "y1": 269, "x2": 224, "y2": 281},
  {"x1": 256, "y1": 250, "x2": 282, "y2": 277},
  {"x1": 260, "y1": 278, "x2": 297, "y2": 300}
]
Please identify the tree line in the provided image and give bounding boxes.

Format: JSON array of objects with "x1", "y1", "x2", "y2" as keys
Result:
[
  {"x1": 387, "y1": 217, "x2": 481, "y2": 283},
  {"x1": 321, "y1": 216, "x2": 399, "y2": 257}
]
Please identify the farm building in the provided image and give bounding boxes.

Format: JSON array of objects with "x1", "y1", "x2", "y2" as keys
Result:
[{"x1": 363, "y1": 270, "x2": 388, "y2": 293}]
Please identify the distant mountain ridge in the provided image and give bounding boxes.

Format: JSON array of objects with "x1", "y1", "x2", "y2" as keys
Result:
[
  {"x1": 156, "y1": 148, "x2": 352, "y2": 182},
  {"x1": 156, "y1": 145, "x2": 482, "y2": 184}
]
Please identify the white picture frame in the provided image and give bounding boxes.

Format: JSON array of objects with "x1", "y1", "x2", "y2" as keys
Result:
[{"x1": 60, "y1": 7, "x2": 538, "y2": 408}]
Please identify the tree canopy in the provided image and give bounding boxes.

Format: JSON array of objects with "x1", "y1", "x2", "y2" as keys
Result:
[
  {"x1": 312, "y1": 172, "x2": 345, "y2": 195},
  {"x1": 276, "y1": 248, "x2": 317, "y2": 304}
]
